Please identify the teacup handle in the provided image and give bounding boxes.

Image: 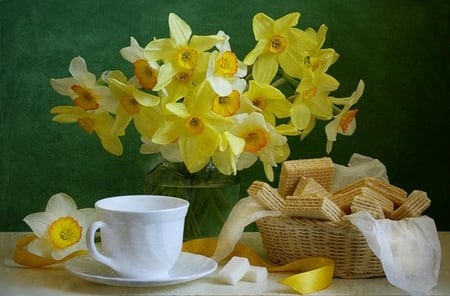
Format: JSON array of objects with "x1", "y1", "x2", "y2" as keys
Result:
[{"x1": 86, "y1": 221, "x2": 118, "y2": 271}]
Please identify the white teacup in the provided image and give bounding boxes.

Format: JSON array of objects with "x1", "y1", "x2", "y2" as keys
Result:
[{"x1": 86, "y1": 195, "x2": 189, "y2": 279}]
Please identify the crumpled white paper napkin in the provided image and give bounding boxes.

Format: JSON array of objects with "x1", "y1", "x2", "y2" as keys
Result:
[
  {"x1": 332, "y1": 153, "x2": 389, "y2": 192},
  {"x1": 345, "y1": 211, "x2": 441, "y2": 296}
]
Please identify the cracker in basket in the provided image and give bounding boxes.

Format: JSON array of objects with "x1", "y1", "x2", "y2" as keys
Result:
[
  {"x1": 292, "y1": 176, "x2": 332, "y2": 199},
  {"x1": 333, "y1": 177, "x2": 407, "y2": 207},
  {"x1": 332, "y1": 186, "x2": 394, "y2": 216},
  {"x1": 278, "y1": 157, "x2": 334, "y2": 198},
  {"x1": 390, "y1": 190, "x2": 431, "y2": 220},
  {"x1": 350, "y1": 195, "x2": 385, "y2": 219},
  {"x1": 247, "y1": 181, "x2": 284, "y2": 212},
  {"x1": 283, "y1": 193, "x2": 344, "y2": 221}
]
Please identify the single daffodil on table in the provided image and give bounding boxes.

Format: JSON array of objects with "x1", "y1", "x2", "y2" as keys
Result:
[
  {"x1": 244, "y1": 12, "x2": 317, "y2": 84},
  {"x1": 22, "y1": 193, "x2": 96, "y2": 260}
]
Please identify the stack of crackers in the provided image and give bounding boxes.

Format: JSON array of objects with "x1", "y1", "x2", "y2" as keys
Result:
[{"x1": 248, "y1": 157, "x2": 431, "y2": 222}]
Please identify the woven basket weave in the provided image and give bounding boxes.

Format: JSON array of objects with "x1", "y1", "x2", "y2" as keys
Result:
[{"x1": 256, "y1": 215, "x2": 385, "y2": 279}]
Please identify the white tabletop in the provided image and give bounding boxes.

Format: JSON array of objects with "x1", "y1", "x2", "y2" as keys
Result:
[{"x1": 1, "y1": 231, "x2": 449, "y2": 295}]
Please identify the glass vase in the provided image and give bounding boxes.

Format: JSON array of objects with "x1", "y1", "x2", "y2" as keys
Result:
[{"x1": 144, "y1": 161, "x2": 240, "y2": 240}]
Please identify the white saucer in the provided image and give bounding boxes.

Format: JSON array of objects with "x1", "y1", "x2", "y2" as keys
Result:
[{"x1": 65, "y1": 252, "x2": 217, "y2": 287}]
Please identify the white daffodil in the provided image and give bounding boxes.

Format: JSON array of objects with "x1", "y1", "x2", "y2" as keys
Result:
[
  {"x1": 50, "y1": 56, "x2": 117, "y2": 113},
  {"x1": 206, "y1": 31, "x2": 247, "y2": 96},
  {"x1": 23, "y1": 193, "x2": 96, "y2": 260}
]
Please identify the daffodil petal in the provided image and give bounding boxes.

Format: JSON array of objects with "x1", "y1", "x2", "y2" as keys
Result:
[
  {"x1": 69, "y1": 57, "x2": 96, "y2": 85},
  {"x1": 27, "y1": 237, "x2": 53, "y2": 258},
  {"x1": 273, "y1": 12, "x2": 300, "y2": 33},
  {"x1": 189, "y1": 35, "x2": 224, "y2": 53},
  {"x1": 243, "y1": 40, "x2": 267, "y2": 65},
  {"x1": 50, "y1": 78, "x2": 77, "y2": 96},
  {"x1": 253, "y1": 53, "x2": 278, "y2": 84},
  {"x1": 23, "y1": 212, "x2": 53, "y2": 238},
  {"x1": 46, "y1": 193, "x2": 77, "y2": 215},
  {"x1": 169, "y1": 13, "x2": 192, "y2": 46},
  {"x1": 252, "y1": 13, "x2": 274, "y2": 40},
  {"x1": 209, "y1": 76, "x2": 232, "y2": 96},
  {"x1": 133, "y1": 89, "x2": 160, "y2": 107}
]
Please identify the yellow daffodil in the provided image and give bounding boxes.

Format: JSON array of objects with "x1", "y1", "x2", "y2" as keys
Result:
[
  {"x1": 244, "y1": 12, "x2": 316, "y2": 83},
  {"x1": 232, "y1": 113, "x2": 289, "y2": 181},
  {"x1": 242, "y1": 80, "x2": 292, "y2": 125},
  {"x1": 206, "y1": 31, "x2": 247, "y2": 96},
  {"x1": 120, "y1": 36, "x2": 161, "y2": 90},
  {"x1": 152, "y1": 82, "x2": 235, "y2": 172},
  {"x1": 290, "y1": 52, "x2": 339, "y2": 131},
  {"x1": 22, "y1": 193, "x2": 96, "y2": 260},
  {"x1": 325, "y1": 80, "x2": 365, "y2": 153},
  {"x1": 144, "y1": 13, "x2": 223, "y2": 91},
  {"x1": 212, "y1": 131, "x2": 245, "y2": 176},
  {"x1": 103, "y1": 70, "x2": 163, "y2": 139},
  {"x1": 50, "y1": 57, "x2": 116, "y2": 113},
  {"x1": 50, "y1": 106, "x2": 123, "y2": 155}
]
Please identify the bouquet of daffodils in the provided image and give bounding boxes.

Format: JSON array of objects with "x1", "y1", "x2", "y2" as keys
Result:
[{"x1": 50, "y1": 12, "x2": 364, "y2": 181}]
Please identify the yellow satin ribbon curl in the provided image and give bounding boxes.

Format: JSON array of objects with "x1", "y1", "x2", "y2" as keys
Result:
[
  {"x1": 183, "y1": 238, "x2": 335, "y2": 294},
  {"x1": 14, "y1": 235, "x2": 334, "y2": 294}
]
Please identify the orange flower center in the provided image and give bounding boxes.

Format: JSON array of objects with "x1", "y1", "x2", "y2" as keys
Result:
[
  {"x1": 212, "y1": 90, "x2": 240, "y2": 117},
  {"x1": 120, "y1": 96, "x2": 140, "y2": 115},
  {"x1": 252, "y1": 97, "x2": 267, "y2": 111},
  {"x1": 303, "y1": 87, "x2": 317, "y2": 100},
  {"x1": 185, "y1": 116, "x2": 204, "y2": 134},
  {"x1": 243, "y1": 129, "x2": 267, "y2": 152},
  {"x1": 175, "y1": 69, "x2": 194, "y2": 82},
  {"x1": 133, "y1": 59, "x2": 157, "y2": 90},
  {"x1": 71, "y1": 85, "x2": 99, "y2": 111},
  {"x1": 177, "y1": 48, "x2": 198, "y2": 70},
  {"x1": 268, "y1": 35, "x2": 287, "y2": 54},
  {"x1": 340, "y1": 109, "x2": 359, "y2": 132},
  {"x1": 48, "y1": 216, "x2": 83, "y2": 249},
  {"x1": 77, "y1": 117, "x2": 95, "y2": 134},
  {"x1": 217, "y1": 51, "x2": 238, "y2": 76}
]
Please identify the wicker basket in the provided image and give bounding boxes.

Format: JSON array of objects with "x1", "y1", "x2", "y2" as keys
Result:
[{"x1": 256, "y1": 215, "x2": 385, "y2": 279}]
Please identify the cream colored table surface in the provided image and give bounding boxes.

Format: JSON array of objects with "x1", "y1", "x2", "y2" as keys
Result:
[{"x1": 1, "y1": 232, "x2": 449, "y2": 296}]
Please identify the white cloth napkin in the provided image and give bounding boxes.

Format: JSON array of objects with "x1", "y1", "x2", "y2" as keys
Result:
[{"x1": 345, "y1": 211, "x2": 441, "y2": 296}]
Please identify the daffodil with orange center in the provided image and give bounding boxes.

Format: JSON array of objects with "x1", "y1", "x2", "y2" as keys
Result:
[
  {"x1": 50, "y1": 56, "x2": 116, "y2": 113},
  {"x1": 50, "y1": 105, "x2": 123, "y2": 155},
  {"x1": 244, "y1": 12, "x2": 316, "y2": 83},
  {"x1": 242, "y1": 80, "x2": 292, "y2": 125},
  {"x1": 325, "y1": 80, "x2": 365, "y2": 153},
  {"x1": 103, "y1": 70, "x2": 163, "y2": 139},
  {"x1": 152, "y1": 82, "x2": 235, "y2": 172},
  {"x1": 231, "y1": 112, "x2": 289, "y2": 181},
  {"x1": 144, "y1": 13, "x2": 223, "y2": 92},
  {"x1": 290, "y1": 52, "x2": 339, "y2": 131},
  {"x1": 120, "y1": 36, "x2": 160, "y2": 90},
  {"x1": 23, "y1": 193, "x2": 96, "y2": 260},
  {"x1": 206, "y1": 31, "x2": 247, "y2": 96}
]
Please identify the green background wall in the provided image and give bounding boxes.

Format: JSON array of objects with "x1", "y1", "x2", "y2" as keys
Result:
[{"x1": 1, "y1": 0, "x2": 449, "y2": 231}]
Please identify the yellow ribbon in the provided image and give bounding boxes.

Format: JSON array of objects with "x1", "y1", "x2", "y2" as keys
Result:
[
  {"x1": 14, "y1": 235, "x2": 334, "y2": 294},
  {"x1": 13, "y1": 234, "x2": 88, "y2": 268},
  {"x1": 183, "y1": 238, "x2": 334, "y2": 294}
]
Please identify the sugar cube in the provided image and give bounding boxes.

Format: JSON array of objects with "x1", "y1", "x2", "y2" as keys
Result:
[
  {"x1": 218, "y1": 256, "x2": 250, "y2": 285},
  {"x1": 242, "y1": 265, "x2": 268, "y2": 283}
]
